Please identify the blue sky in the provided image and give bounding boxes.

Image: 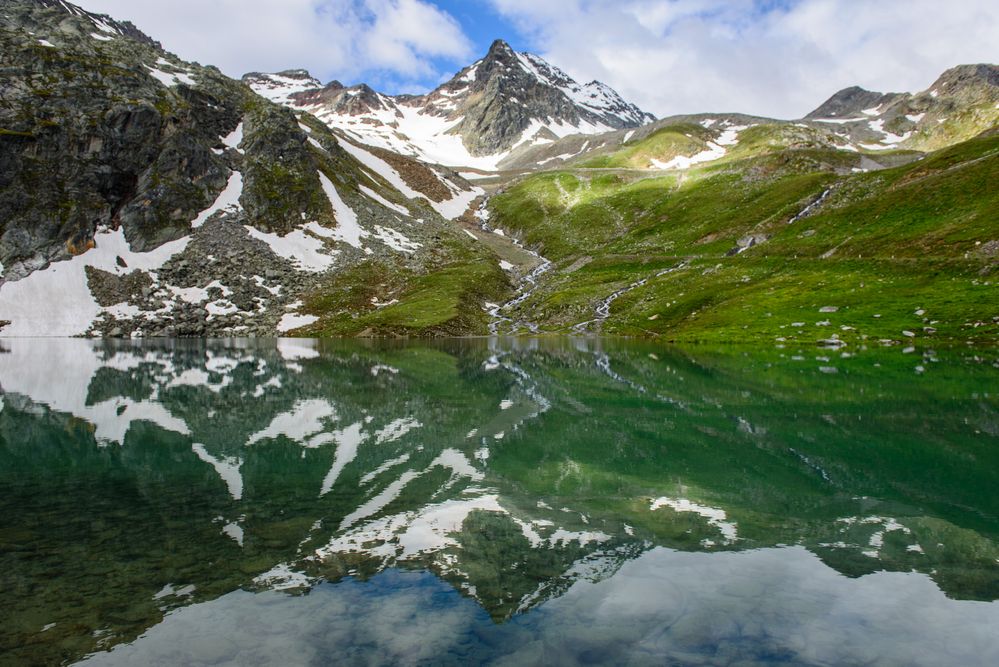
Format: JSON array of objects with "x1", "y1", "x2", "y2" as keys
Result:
[
  {"x1": 75, "y1": 0, "x2": 998, "y2": 118},
  {"x1": 360, "y1": 0, "x2": 529, "y2": 92}
]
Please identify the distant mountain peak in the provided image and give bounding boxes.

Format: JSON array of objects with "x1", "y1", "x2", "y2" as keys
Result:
[
  {"x1": 927, "y1": 63, "x2": 999, "y2": 96},
  {"x1": 244, "y1": 40, "x2": 654, "y2": 168},
  {"x1": 804, "y1": 86, "x2": 904, "y2": 120},
  {"x1": 487, "y1": 38, "x2": 515, "y2": 55}
]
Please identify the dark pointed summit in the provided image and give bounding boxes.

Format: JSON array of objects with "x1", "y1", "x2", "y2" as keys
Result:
[{"x1": 486, "y1": 39, "x2": 515, "y2": 57}]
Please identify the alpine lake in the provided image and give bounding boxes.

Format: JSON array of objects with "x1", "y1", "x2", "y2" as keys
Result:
[{"x1": 1, "y1": 337, "x2": 998, "y2": 666}]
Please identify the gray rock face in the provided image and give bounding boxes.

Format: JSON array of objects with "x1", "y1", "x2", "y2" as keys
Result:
[
  {"x1": 0, "y1": 0, "x2": 245, "y2": 274},
  {"x1": 438, "y1": 40, "x2": 655, "y2": 155}
]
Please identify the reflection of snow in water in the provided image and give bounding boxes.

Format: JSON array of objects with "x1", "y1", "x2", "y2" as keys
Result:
[
  {"x1": 0, "y1": 339, "x2": 191, "y2": 444},
  {"x1": 247, "y1": 399, "x2": 339, "y2": 448},
  {"x1": 192, "y1": 443, "x2": 243, "y2": 500},
  {"x1": 651, "y1": 497, "x2": 738, "y2": 543}
]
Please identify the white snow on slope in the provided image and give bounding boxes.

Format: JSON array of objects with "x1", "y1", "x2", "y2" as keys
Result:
[
  {"x1": 336, "y1": 137, "x2": 482, "y2": 220},
  {"x1": 318, "y1": 172, "x2": 368, "y2": 249},
  {"x1": 0, "y1": 228, "x2": 189, "y2": 337},
  {"x1": 247, "y1": 73, "x2": 322, "y2": 106},
  {"x1": 867, "y1": 118, "x2": 912, "y2": 145},
  {"x1": 812, "y1": 117, "x2": 868, "y2": 125},
  {"x1": 431, "y1": 184, "x2": 483, "y2": 220},
  {"x1": 359, "y1": 184, "x2": 409, "y2": 215},
  {"x1": 297, "y1": 91, "x2": 635, "y2": 170},
  {"x1": 650, "y1": 125, "x2": 747, "y2": 171},
  {"x1": 244, "y1": 222, "x2": 338, "y2": 272},
  {"x1": 336, "y1": 138, "x2": 424, "y2": 200},
  {"x1": 222, "y1": 122, "x2": 244, "y2": 152},
  {"x1": 372, "y1": 227, "x2": 421, "y2": 253},
  {"x1": 513, "y1": 51, "x2": 645, "y2": 126},
  {"x1": 310, "y1": 101, "x2": 506, "y2": 170},
  {"x1": 146, "y1": 65, "x2": 195, "y2": 88},
  {"x1": 192, "y1": 171, "x2": 242, "y2": 228},
  {"x1": 277, "y1": 312, "x2": 319, "y2": 333}
]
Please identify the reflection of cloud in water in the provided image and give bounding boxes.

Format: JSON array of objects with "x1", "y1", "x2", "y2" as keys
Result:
[{"x1": 83, "y1": 549, "x2": 999, "y2": 666}]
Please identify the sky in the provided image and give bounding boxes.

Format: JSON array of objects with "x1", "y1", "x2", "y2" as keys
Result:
[{"x1": 74, "y1": 0, "x2": 999, "y2": 119}]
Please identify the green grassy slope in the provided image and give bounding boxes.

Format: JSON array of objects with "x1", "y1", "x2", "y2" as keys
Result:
[{"x1": 488, "y1": 133, "x2": 999, "y2": 344}]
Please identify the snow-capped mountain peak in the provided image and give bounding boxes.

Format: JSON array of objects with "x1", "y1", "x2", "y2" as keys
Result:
[{"x1": 243, "y1": 39, "x2": 655, "y2": 170}]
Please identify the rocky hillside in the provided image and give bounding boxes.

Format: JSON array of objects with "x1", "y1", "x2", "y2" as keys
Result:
[
  {"x1": 802, "y1": 64, "x2": 999, "y2": 152},
  {"x1": 245, "y1": 39, "x2": 655, "y2": 169},
  {"x1": 0, "y1": 0, "x2": 506, "y2": 338},
  {"x1": 498, "y1": 64, "x2": 998, "y2": 171}
]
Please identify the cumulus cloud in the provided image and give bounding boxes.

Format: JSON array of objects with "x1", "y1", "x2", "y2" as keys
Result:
[
  {"x1": 489, "y1": 0, "x2": 999, "y2": 118},
  {"x1": 73, "y1": 0, "x2": 473, "y2": 90}
]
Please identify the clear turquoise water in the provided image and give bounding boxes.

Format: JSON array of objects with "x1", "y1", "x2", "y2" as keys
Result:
[{"x1": 1, "y1": 338, "x2": 997, "y2": 666}]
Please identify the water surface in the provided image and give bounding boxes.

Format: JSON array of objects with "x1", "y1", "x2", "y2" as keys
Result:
[{"x1": 1, "y1": 338, "x2": 998, "y2": 665}]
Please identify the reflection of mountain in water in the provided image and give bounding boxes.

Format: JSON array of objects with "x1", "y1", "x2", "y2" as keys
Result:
[{"x1": 0, "y1": 338, "x2": 997, "y2": 663}]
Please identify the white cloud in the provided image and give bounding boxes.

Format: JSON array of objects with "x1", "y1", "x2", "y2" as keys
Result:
[
  {"x1": 67, "y1": 0, "x2": 999, "y2": 118},
  {"x1": 489, "y1": 0, "x2": 999, "y2": 119},
  {"x1": 73, "y1": 0, "x2": 472, "y2": 88}
]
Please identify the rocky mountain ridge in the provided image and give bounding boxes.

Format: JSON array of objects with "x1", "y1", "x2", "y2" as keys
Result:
[
  {"x1": 497, "y1": 63, "x2": 999, "y2": 171},
  {"x1": 244, "y1": 39, "x2": 655, "y2": 169}
]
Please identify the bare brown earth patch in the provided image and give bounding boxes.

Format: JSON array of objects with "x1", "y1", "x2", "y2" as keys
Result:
[{"x1": 369, "y1": 146, "x2": 458, "y2": 202}]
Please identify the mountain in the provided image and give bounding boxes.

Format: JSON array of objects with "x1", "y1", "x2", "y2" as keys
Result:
[
  {"x1": 801, "y1": 64, "x2": 999, "y2": 151},
  {"x1": 0, "y1": 0, "x2": 503, "y2": 338},
  {"x1": 805, "y1": 85, "x2": 906, "y2": 120},
  {"x1": 0, "y1": 0, "x2": 996, "y2": 343},
  {"x1": 499, "y1": 65, "x2": 999, "y2": 171},
  {"x1": 244, "y1": 39, "x2": 656, "y2": 170}
]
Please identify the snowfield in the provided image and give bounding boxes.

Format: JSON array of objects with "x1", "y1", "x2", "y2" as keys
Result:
[{"x1": 0, "y1": 228, "x2": 189, "y2": 337}]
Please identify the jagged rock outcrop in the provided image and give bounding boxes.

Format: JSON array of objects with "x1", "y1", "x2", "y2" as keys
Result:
[{"x1": 0, "y1": 0, "x2": 245, "y2": 274}]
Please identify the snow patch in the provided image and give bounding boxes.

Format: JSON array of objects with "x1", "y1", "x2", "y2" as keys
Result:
[
  {"x1": 277, "y1": 312, "x2": 319, "y2": 332},
  {"x1": 318, "y1": 172, "x2": 368, "y2": 250},
  {"x1": 245, "y1": 223, "x2": 338, "y2": 272},
  {"x1": 0, "y1": 229, "x2": 189, "y2": 337},
  {"x1": 191, "y1": 171, "x2": 242, "y2": 228}
]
